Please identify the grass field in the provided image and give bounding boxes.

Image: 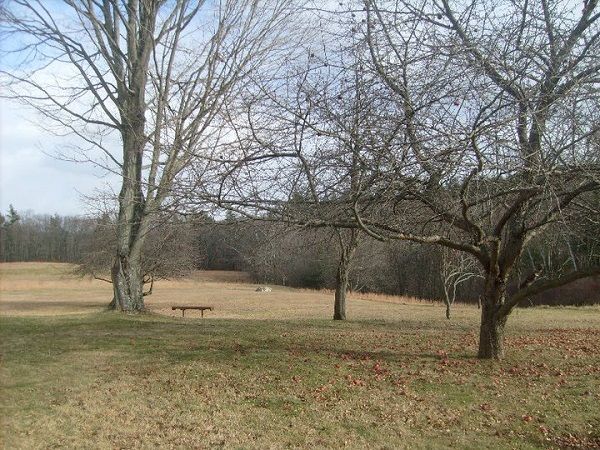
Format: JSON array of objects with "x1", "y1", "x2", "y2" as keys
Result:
[{"x1": 1, "y1": 263, "x2": 599, "y2": 449}]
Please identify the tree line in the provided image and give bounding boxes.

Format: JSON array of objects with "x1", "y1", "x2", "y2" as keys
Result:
[
  {"x1": 2, "y1": 205, "x2": 597, "y2": 310},
  {"x1": 0, "y1": 206, "x2": 92, "y2": 263}
]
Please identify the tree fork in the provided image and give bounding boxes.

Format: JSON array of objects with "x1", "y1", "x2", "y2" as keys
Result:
[{"x1": 111, "y1": 254, "x2": 145, "y2": 312}]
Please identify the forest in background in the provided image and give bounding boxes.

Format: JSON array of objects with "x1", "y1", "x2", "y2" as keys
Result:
[{"x1": 1, "y1": 205, "x2": 597, "y2": 307}]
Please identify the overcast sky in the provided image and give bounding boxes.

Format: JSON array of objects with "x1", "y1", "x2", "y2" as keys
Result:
[{"x1": 0, "y1": 97, "x2": 119, "y2": 217}]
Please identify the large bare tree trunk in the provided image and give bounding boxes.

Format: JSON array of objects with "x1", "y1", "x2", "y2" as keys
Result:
[
  {"x1": 111, "y1": 253, "x2": 144, "y2": 311},
  {"x1": 333, "y1": 230, "x2": 358, "y2": 321},
  {"x1": 110, "y1": 104, "x2": 148, "y2": 312},
  {"x1": 333, "y1": 257, "x2": 350, "y2": 320},
  {"x1": 477, "y1": 276, "x2": 508, "y2": 359},
  {"x1": 478, "y1": 305, "x2": 507, "y2": 359}
]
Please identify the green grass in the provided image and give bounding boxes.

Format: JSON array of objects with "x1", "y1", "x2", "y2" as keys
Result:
[{"x1": 2, "y1": 311, "x2": 599, "y2": 449}]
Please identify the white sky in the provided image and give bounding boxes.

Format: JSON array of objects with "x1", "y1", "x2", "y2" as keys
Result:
[{"x1": 0, "y1": 97, "x2": 119, "y2": 217}]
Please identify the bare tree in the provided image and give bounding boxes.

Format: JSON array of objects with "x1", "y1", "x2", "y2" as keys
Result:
[
  {"x1": 209, "y1": 23, "x2": 401, "y2": 319},
  {"x1": 349, "y1": 0, "x2": 600, "y2": 358},
  {"x1": 440, "y1": 247, "x2": 482, "y2": 319},
  {"x1": 1, "y1": 0, "x2": 296, "y2": 311}
]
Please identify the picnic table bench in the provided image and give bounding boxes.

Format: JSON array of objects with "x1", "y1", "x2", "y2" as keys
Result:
[{"x1": 172, "y1": 305, "x2": 213, "y2": 318}]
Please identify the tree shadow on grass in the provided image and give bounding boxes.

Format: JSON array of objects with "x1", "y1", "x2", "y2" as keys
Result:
[{"x1": 1, "y1": 313, "x2": 481, "y2": 363}]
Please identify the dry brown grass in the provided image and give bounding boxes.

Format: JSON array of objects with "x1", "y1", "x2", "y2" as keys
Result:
[
  {"x1": 3, "y1": 262, "x2": 600, "y2": 334},
  {"x1": 0, "y1": 262, "x2": 463, "y2": 321},
  {"x1": 0, "y1": 262, "x2": 110, "y2": 315},
  {"x1": 2, "y1": 263, "x2": 597, "y2": 332}
]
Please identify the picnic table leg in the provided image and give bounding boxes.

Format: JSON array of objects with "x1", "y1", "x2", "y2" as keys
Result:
[
  {"x1": 201, "y1": 309, "x2": 204, "y2": 318},
  {"x1": 182, "y1": 309, "x2": 185, "y2": 318}
]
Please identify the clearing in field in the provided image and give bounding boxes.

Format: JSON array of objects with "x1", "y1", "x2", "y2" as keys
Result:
[{"x1": 1, "y1": 262, "x2": 599, "y2": 449}]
